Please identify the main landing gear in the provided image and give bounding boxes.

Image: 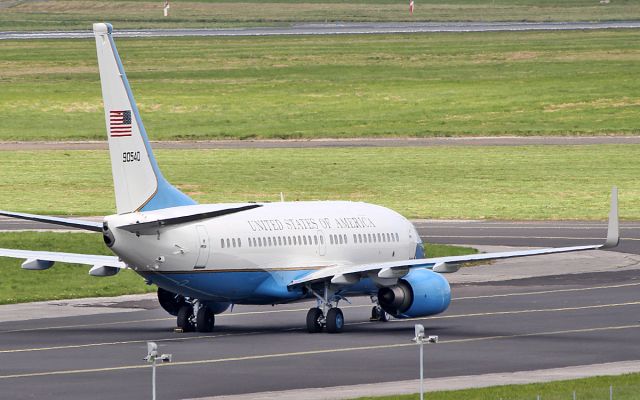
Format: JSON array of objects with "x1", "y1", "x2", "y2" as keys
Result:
[
  {"x1": 305, "y1": 283, "x2": 346, "y2": 334},
  {"x1": 176, "y1": 301, "x2": 215, "y2": 333},
  {"x1": 369, "y1": 295, "x2": 389, "y2": 322}
]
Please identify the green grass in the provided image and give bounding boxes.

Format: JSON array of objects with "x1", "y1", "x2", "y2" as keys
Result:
[
  {"x1": 1, "y1": 30, "x2": 640, "y2": 140},
  {"x1": 0, "y1": 231, "x2": 471, "y2": 303},
  {"x1": 1, "y1": 0, "x2": 638, "y2": 31},
  {"x1": 354, "y1": 372, "x2": 640, "y2": 399},
  {"x1": 0, "y1": 145, "x2": 634, "y2": 220},
  {"x1": 425, "y1": 243, "x2": 476, "y2": 258},
  {"x1": 0, "y1": 232, "x2": 155, "y2": 304}
]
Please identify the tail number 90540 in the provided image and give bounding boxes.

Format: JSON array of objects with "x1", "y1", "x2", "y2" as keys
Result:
[{"x1": 123, "y1": 151, "x2": 141, "y2": 163}]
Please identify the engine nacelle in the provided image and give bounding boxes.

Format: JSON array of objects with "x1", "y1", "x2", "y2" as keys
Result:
[
  {"x1": 378, "y1": 268, "x2": 451, "y2": 318},
  {"x1": 157, "y1": 287, "x2": 187, "y2": 316}
]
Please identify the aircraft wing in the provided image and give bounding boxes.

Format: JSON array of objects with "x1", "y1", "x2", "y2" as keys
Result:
[
  {"x1": 289, "y1": 187, "x2": 619, "y2": 288},
  {"x1": 0, "y1": 210, "x2": 103, "y2": 232},
  {"x1": 0, "y1": 248, "x2": 126, "y2": 276}
]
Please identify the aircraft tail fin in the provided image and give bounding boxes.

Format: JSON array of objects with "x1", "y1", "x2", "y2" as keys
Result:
[{"x1": 93, "y1": 23, "x2": 196, "y2": 214}]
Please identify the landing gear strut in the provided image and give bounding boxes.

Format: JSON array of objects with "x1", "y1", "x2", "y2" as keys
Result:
[{"x1": 305, "y1": 283, "x2": 347, "y2": 334}]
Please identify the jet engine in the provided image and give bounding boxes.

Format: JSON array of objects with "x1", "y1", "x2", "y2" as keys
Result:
[
  {"x1": 377, "y1": 268, "x2": 451, "y2": 318},
  {"x1": 157, "y1": 287, "x2": 187, "y2": 316}
]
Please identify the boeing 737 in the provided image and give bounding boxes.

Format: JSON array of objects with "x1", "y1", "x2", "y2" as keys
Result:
[{"x1": 0, "y1": 23, "x2": 620, "y2": 334}]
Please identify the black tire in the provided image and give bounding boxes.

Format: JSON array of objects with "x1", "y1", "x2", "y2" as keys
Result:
[
  {"x1": 306, "y1": 308, "x2": 323, "y2": 333},
  {"x1": 177, "y1": 305, "x2": 195, "y2": 332},
  {"x1": 196, "y1": 306, "x2": 215, "y2": 333},
  {"x1": 326, "y1": 308, "x2": 344, "y2": 334},
  {"x1": 370, "y1": 306, "x2": 380, "y2": 321}
]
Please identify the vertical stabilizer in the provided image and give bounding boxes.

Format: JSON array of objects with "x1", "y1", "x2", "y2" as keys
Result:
[{"x1": 93, "y1": 23, "x2": 196, "y2": 214}]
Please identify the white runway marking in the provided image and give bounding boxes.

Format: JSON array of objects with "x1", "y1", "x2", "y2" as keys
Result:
[
  {"x1": 3, "y1": 300, "x2": 639, "y2": 354},
  {"x1": 1, "y1": 323, "x2": 638, "y2": 380},
  {"x1": 1, "y1": 282, "x2": 635, "y2": 335}
]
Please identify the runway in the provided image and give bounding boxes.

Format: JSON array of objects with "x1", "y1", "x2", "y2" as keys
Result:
[
  {"x1": 2, "y1": 21, "x2": 639, "y2": 40},
  {"x1": 2, "y1": 217, "x2": 640, "y2": 398},
  {"x1": 2, "y1": 136, "x2": 640, "y2": 151},
  {"x1": 1, "y1": 264, "x2": 639, "y2": 399}
]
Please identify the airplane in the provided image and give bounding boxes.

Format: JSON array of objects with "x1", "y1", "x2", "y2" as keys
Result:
[{"x1": 0, "y1": 23, "x2": 620, "y2": 334}]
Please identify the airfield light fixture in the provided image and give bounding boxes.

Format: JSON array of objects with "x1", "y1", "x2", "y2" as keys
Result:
[
  {"x1": 412, "y1": 324, "x2": 438, "y2": 400},
  {"x1": 144, "y1": 342, "x2": 172, "y2": 400}
]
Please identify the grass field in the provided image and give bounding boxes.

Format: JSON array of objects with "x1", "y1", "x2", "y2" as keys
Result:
[
  {"x1": 0, "y1": 145, "x2": 634, "y2": 220},
  {"x1": 0, "y1": 232, "x2": 474, "y2": 304},
  {"x1": 1, "y1": 30, "x2": 639, "y2": 140},
  {"x1": 355, "y1": 372, "x2": 640, "y2": 400},
  {"x1": 1, "y1": 1, "x2": 639, "y2": 31},
  {"x1": 0, "y1": 232, "x2": 155, "y2": 304}
]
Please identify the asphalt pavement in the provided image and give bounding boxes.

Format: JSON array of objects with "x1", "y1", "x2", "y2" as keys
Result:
[
  {"x1": 2, "y1": 21, "x2": 639, "y2": 40},
  {"x1": 1, "y1": 263, "x2": 639, "y2": 399}
]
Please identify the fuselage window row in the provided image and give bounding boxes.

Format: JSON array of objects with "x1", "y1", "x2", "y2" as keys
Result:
[{"x1": 225, "y1": 231, "x2": 400, "y2": 250}]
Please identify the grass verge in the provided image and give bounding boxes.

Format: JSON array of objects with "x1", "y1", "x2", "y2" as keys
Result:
[
  {"x1": 0, "y1": 232, "x2": 155, "y2": 304},
  {"x1": 0, "y1": 232, "x2": 473, "y2": 304},
  {"x1": 353, "y1": 372, "x2": 640, "y2": 399},
  {"x1": 1, "y1": 30, "x2": 639, "y2": 140},
  {"x1": 1, "y1": 1, "x2": 639, "y2": 31},
  {"x1": 0, "y1": 145, "x2": 635, "y2": 220}
]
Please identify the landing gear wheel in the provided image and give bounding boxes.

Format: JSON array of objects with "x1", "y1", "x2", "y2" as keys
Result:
[
  {"x1": 196, "y1": 306, "x2": 215, "y2": 333},
  {"x1": 370, "y1": 306, "x2": 388, "y2": 322},
  {"x1": 325, "y1": 308, "x2": 344, "y2": 333},
  {"x1": 177, "y1": 305, "x2": 195, "y2": 332},
  {"x1": 306, "y1": 308, "x2": 324, "y2": 333}
]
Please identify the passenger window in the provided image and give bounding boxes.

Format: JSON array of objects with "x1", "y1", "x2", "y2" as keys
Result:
[
  {"x1": 288, "y1": 236, "x2": 292, "y2": 245},
  {"x1": 303, "y1": 236, "x2": 308, "y2": 245},
  {"x1": 226, "y1": 238, "x2": 231, "y2": 248},
  {"x1": 338, "y1": 235, "x2": 343, "y2": 245},
  {"x1": 221, "y1": 239, "x2": 225, "y2": 248},
  {"x1": 238, "y1": 238, "x2": 242, "y2": 247},
  {"x1": 395, "y1": 232, "x2": 399, "y2": 241},
  {"x1": 258, "y1": 237, "x2": 262, "y2": 247},
  {"x1": 353, "y1": 234, "x2": 357, "y2": 243},
  {"x1": 343, "y1": 234, "x2": 347, "y2": 244},
  {"x1": 314, "y1": 236, "x2": 318, "y2": 245},
  {"x1": 320, "y1": 236, "x2": 324, "y2": 244},
  {"x1": 330, "y1": 235, "x2": 334, "y2": 245},
  {"x1": 232, "y1": 238, "x2": 236, "y2": 248}
]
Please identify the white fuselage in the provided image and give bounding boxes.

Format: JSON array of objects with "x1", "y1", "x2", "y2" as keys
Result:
[{"x1": 106, "y1": 201, "x2": 421, "y2": 275}]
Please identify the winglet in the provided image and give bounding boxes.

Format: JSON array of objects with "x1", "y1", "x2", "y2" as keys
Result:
[{"x1": 602, "y1": 186, "x2": 619, "y2": 249}]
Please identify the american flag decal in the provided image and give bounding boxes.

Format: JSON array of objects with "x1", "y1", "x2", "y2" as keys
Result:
[{"x1": 109, "y1": 110, "x2": 132, "y2": 137}]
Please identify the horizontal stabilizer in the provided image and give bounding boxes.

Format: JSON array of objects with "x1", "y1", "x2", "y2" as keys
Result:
[
  {"x1": 117, "y1": 204, "x2": 262, "y2": 234},
  {"x1": 0, "y1": 210, "x2": 102, "y2": 232}
]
